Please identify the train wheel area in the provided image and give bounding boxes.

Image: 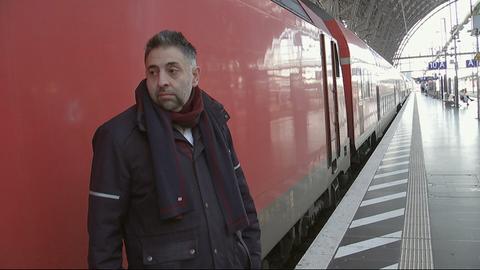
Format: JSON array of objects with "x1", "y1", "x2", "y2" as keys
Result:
[{"x1": 296, "y1": 91, "x2": 480, "y2": 269}]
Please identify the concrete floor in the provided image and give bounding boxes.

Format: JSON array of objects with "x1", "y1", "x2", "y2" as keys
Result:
[{"x1": 417, "y1": 92, "x2": 480, "y2": 268}]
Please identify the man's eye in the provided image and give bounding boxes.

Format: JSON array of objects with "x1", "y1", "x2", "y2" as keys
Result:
[
  {"x1": 149, "y1": 70, "x2": 158, "y2": 76},
  {"x1": 169, "y1": 68, "x2": 178, "y2": 74}
]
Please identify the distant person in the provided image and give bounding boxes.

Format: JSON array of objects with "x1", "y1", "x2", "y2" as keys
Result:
[
  {"x1": 88, "y1": 30, "x2": 261, "y2": 269},
  {"x1": 420, "y1": 83, "x2": 426, "y2": 93},
  {"x1": 445, "y1": 93, "x2": 455, "y2": 106},
  {"x1": 460, "y1": 89, "x2": 474, "y2": 105}
]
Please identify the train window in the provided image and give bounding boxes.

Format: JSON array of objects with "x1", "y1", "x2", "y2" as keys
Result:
[
  {"x1": 366, "y1": 70, "x2": 370, "y2": 98},
  {"x1": 333, "y1": 43, "x2": 340, "y2": 78},
  {"x1": 272, "y1": 0, "x2": 313, "y2": 23},
  {"x1": 369, "y1": 72, "x2": 372, "y2": 98},
  {"x1": 364, "y1": 70, "x2": 370, "y2": 99},
  {"x1": 359, "y1": 68, "x2": 364, "y2": 100}
]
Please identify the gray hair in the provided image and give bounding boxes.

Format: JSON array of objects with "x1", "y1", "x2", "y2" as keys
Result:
[{"x1": 144, "y1": 30, "x2": 197, "y2": 65}]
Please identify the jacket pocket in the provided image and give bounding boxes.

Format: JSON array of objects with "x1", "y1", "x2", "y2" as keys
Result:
[
  {"x1": 235, "y1": 232, "x2": 252, "y2": 269},
  {"x1": 141, "y1": 228, "x2": 198, "y2": 268}
]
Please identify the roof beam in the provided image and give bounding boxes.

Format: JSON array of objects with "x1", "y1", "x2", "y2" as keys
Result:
[{"x1": 311, "y1": 0, "x2": 450, "y2": 63}]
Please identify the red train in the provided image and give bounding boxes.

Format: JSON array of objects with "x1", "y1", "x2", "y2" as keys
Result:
[{"x1": 0, "y1": 0, "x2": 410, "y2": 267}]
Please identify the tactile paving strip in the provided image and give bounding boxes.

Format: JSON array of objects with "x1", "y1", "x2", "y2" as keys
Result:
[{"x1": 399, "y1": 95, "x2": 434, "y2": 269}]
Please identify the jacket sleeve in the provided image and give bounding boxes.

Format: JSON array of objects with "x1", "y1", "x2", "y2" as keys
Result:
[
  {"x1": 88, "y1": 125, "x2": 130, "y2": 269},
  {"x1": 225, "y1": 126, "x2": 262, "y2": 269}
]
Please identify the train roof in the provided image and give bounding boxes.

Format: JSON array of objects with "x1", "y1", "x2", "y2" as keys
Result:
[
  {"x1": 300, "y1": 0, "x2": 394, "y2": 68},
  {"x1": 298, "y1": 0, "x2": 332, "y2": 37}
]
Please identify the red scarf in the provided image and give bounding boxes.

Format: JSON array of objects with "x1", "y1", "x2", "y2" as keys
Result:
[{"x1": 169, "y1": 87, "x2": 203, "y2": 128}]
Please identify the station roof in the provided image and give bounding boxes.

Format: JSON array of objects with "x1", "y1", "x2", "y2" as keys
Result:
[{"x1": 308, "y1": 0, "x2": 448, "y2": 64}]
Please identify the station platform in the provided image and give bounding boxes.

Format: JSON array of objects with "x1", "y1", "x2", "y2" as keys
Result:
[{"x1": 296, "y1": 91, "x2": 480, "y2": 269}]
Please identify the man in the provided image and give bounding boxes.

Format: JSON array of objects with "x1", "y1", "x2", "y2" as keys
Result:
[
  {"x1": 88, "y1": 30, "x2": 261, "y2": 269},
  {"x1": 460, "y1": 89, "x2": 474, "y2": 105}
]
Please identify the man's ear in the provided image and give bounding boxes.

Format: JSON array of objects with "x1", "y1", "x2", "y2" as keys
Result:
[{"x1": 192, "y1": 66, "x2": 200, "y2": 87}]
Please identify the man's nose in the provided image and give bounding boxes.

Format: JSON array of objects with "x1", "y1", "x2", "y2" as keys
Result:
[{"x1": 157, "y1": 70, "x2": 169, "y2": 88}]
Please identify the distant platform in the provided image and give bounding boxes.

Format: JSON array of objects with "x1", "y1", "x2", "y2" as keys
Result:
[{"x1": 296, "y1": 91, "x2": 480, "y2": 269}]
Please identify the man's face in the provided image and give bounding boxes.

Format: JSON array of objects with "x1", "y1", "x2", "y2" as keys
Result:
[{"x1": 145, "y1": 46, "x2": 199, "y2": 112}]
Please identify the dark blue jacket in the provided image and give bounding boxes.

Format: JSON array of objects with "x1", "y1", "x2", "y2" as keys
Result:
[{"x1": 88, "y1": 92, "x2": 261, "y2": 269}]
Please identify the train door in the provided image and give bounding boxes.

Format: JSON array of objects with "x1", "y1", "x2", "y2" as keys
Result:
[
  {"x1": 394, "y1": 82, "x2": 397, "y2": 106},
  {"x1": 358, "y1": 68, "x2": 365, "y2": 134},
  {"x1": 376, "y1": 85, "x2": 381, "y2": 121},
  {"x1": 320, "y1": 34, "x2": 338, "y2": 170},
  {"x1": 330, "y1": 41, "x2": 341, "y2": 159}
]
